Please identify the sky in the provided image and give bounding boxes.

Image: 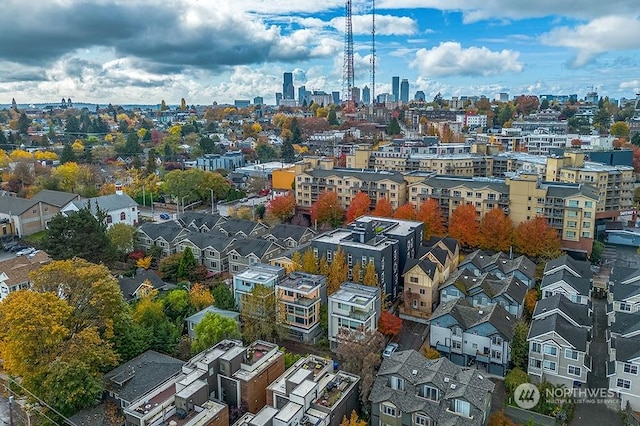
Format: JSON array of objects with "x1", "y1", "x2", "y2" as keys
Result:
[{"x1": 1, "y1": 0, "x2": 640, "y2": 106}]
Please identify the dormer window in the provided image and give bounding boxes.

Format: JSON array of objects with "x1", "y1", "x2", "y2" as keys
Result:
[
  {"x1": 418, "y1": 385, "x2": 439, "y2": 401},
  {"x1": 450, "y1": 399, "x2": 470, "y2": 417},
  {"x1": 389, "y1": 375, "x2": 405, "y2": 391}
]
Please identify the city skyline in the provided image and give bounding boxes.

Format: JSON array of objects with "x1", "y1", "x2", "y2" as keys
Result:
[{"x1": 1, "y1": 0, "x2": 639, "y2": 105}]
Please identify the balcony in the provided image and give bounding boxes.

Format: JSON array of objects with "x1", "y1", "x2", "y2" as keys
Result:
[{"x1": 436, "y1": 343, "x2": 450, "y2": 353}]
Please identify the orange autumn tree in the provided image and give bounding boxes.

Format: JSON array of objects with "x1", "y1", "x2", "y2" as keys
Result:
[
  {"x1": 378, "y1": 310, "x2": 402, "y2": 337},
  {"x1": 448, "y1": 203, "x2": 480, "y2": 248},
  {"x1": 311, "y1": 191, "x2": 344, "y2": 228},
  {"x1": 479, "y1": 207, "x2": 514, "y2": 252},
  {"x1": 371, "y1": 197, "x2": 394, "y2": 217},
  {"x1": 393, "y1": 202, "x2": 417, "y2": 220},
  {"x1": 417, "y1": 198, "x2": 446, "y2": 240},
  {"x1": 346, "y1": 191, "x2": 372, "y2": 223},
  {"x1": 266, "y1": 193, "x2": 296, "y2": 223},
  {"x1": 514, "y1": 216, "x2": 562, "y2": 259}
]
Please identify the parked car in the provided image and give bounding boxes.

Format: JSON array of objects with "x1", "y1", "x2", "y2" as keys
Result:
[
  {"x1": 15, "y1": 247, "x2": 36, "y2": 257},
  {"x1": 382, "y1": 343, "x2": 399, "y2": 358},
  {"x1": 8, "y1": 244, "x2": 26, "y2": 252},
  {"x1": 27, "y1": 250, "x2": 40, "y2": 259},
  {"x1": 159, "y1": 213, "x2": 170, "y2": 220}
]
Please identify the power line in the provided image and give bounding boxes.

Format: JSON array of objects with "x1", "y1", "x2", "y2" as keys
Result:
[{"x1": 4, "y1": 378, "x2": 77, "y2": 426}]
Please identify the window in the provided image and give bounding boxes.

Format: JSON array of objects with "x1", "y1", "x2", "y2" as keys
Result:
[
  {"x1": 543, "y1": 345, "x2": 558, "y2": 356},
  {"x1": 381, "y1": 403, "x2": 397, "y2": 417},
  {"x1": 452, "y1": 340, "x2": 462, "y2": 350},
  {"x1": 450, "y1": 399, "x2": 470, "y2": 417},
  {"x1": 390, "y1": 376, "x2": 405, "y2": 391},
  {"x1": 543, "y1": 360, "x2": 556, "y2": 371},
  {"x1": 624, "y1": 364, "x2": 638, "y2": 375},
  {"x1": 585, "y1": 201, "x2": 593, "y2": 208},
  {"x1": 620, "y1": 302, "x2": 632, "y2": 312},
  {"x1": 418, "y1": 385, "x2": 438, "y2": 401},
  {"x1": 531, "y1": 342, "x2": 541, "y2": 353},
  {"x1": 617, "y1": 378, "x2": 631, "y2": 389},
  {"x1": 106, "y1": 215, "x2": 113, "y2": 224},
  {"x1": 565, "y1": 349, "x2": 579, "y2": 360},
  {"x1": 419, "y1": 288, "x2": 425, "y2": 295},
  {"x1": 491, "y1": 350, "x2": 502, "y2": 360},
  {"x1": 120, "y1": 212, "x2": 126, "y2": 220},
  {"x1": 530, "y1": 358, "x2": 541, "y2": 369},
  {"x1": 568, "y1": 200, "x2": 579, "y2": 207},
  {"x1": 491, "y1": 336, "x2": 502, "y2": 346},
  {"x1": 409, "y1": 276, "x2": 418, "y2": 283},
  {"x1": 452, "y1": 326, "x2": 462, "y2": 336},
  {"x1": 568, "y1": 365, "x2": 581, "y2": 376},
  {"x1": 414, "y1": 414, "x2": 431, "y2": 426}
]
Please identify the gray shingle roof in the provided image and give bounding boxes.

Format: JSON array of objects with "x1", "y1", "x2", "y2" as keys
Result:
[
  {"x1": 181, "y1": 233, "x2": 237, "y2": 252},
  {"x1": 265, "y1": 224, "x2": 315, "y2": 242},
  {"x1": 610, "y1": 311, "x2": 640, "y2": 337},
  {"x1": 179, "y1": 211, "x2": 224, "y2": 230},
  {"x1": 544, "y1": 182, "x2": 598, "y2": 200},
  {"x1": 431, "y1": 298, "x2": 516, "y2": 340},
  {"x1": 528, "y1": 313, "x2": 589, "y2": 351},
  {"x1": 541, "y1": 269, "x2": 591, "y2": 296},
  {"x1": 369, "y1": 350, "x2": 494, "y2": 426},
  {"x1": 424, "y1": 236, "x2": 459, "y2": 256},
  {"x1": 610, "y1": 266, "x2": 640, "y2": 285},
  {"x1": 30, "y1": 189, "x2": 80, "y2": 207},
  {"x1": 0, "y1": 195, "x2": 36, "y2": 215},
  {"x1": 139, "y1": 222, "x2": 191, "y2": 242},
  {"x1": 218, "y1": 218, "x2": 267, "y2": 236},
  {"x1": 69, "y1": 193, "x2": 137, "y2": 213},
  {"x1": 544, "y1": 254, "x2": 592, "y2": 278},
  {"x1": 403, "y1": 258, "x2": 437, "y2": 278},
  {"x1": 104, "y1": 350, "x2": 184, "y2": 403},
  {"x1": 532, "y1": 294, "x2": 591, "y2": 326},
  {"x1": 230, "y1": 238, "x2": 282, "y2": 258},
  {"x1": 612, "y1": 336, "x2": 640, "y2": 362},
  {"x1": 117, "y1": 269, "x2": 175, "y2": 302},
  {"x1": 611, "y1": 281, "x2": 640, "y2": 303}
]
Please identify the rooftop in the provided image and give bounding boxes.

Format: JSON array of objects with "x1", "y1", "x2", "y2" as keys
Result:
[
  {"x1": 233, "y1": 263, "x2": 284, "y2": 283},
  {"x1": 330, "y1": 282, "x2": 380, "y2": 306}
]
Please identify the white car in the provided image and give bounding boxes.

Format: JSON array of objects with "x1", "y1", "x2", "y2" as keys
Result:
[
  {"x1": 383, "y1": 343, "x2": 399, "y2": 358},
  {"x1": 15, "y1": 247, "x2": 36, "y2": 257}
]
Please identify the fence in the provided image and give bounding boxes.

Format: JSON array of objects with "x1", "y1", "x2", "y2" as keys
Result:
[{"x1": 505, "y1": 405, "x2": 556, "y2": 426}]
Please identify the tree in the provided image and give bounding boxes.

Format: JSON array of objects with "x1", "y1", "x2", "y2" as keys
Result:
[
  {"x1": 378, "y1": 311, "x2": 402, "y2": 337},
  {"x1": 137, "y1": 256, "x2": 152, "y2": 270},
  {"x1": 591, "y1": 240, "x2": 605, "y2": 265},
  {"x1": 124, "y1": 131, "x2": 142, "y2": 155},
  {"x1": 488, "y1": 410, "x2": 519, "y2": 426},
  {"x1": 178, "y1": 247, "x2": 197, "y2": 280},
  {"x1": 524, "y1": 289, "x2": 539, "y2": 319},
  {"x1": 393, "y1": 202, "x2": 416, "y2": 220},
  {"x1": 311, "y1": 191, "x2": 344, "y2": 228},
  {"x1": 133, "y1": 293, "x2": 180, "y2": 353},
  {"x1": 448, "y1": 204, "x2": 480, "y2": 248},
  {"x1": 159, "y1": 253, "x2": 183, "y2": 282},
  {"x1": 301, "y1": 248, "x2": 318, "y2": 274},
  {"x1": 328, "y1": 109, "x2": 339, "y2": 126},
  {"x1": 164, "y1": 288, "x2": 192, "y2": 322},
  {"x1": 341, "y1": 410, "x2": 367, "y2": 426},
  {"x1": 60, "y1": 144, "x2": 77, "y2": 163},
  {"x1": 510, "y1": 321, "x2": 530, "y2": 370},
  {"x1": 42, "y1": 208, "x2": 111, "y2": 263},
  {"x1": 362, "y1": 261, "x2": 378, "y2": 286},
  {"x1": 290, "y1": 251, "x2": 303, "y2": 272},
  {"x1": 212, "y1": 284, "x2": 237, "y2": 311},
  {"x1": 17, "y1": 111, "x2": 31, "y2": 134},
  {"x1": 514, "y1": 217, "x2": 562, "y2": 259},
  {"x1": 417, "y1": 199, "x2": 446, "y2": 240},
  {"x1": 422, "y1": 346, "x2": 441, "y2": 359},
  {"x1": 346, "y1": 191, "x2": 371, "y2": 223},
  {"x1": 327, "y1": 247, "x2": 348, "y2": 295},
  {"x1": 386, "y1": 117, "x2": 401, "y2": 135},
  {"x1": 281, "y1": 139, "x2": 295, "y2": 163},
  {"x1": 267, "y1": 193, "x2": 296, "y2": 223},
  {"x1": 240, "y1": 284, "x2": 280, "y2": 342},
  {"x1": 106, "y1": 223, "x2": 137, "y2": 255},
  {"x1": 351, "y1": 262, "x2": 362, "y2": 284},
  {"x1": 192, "y1": 313, "x2": 240, "y2": 353},
  {"x1": 504, "y1": 367, "x2": 529, "y2": 396},
  {"x1": 371, "y1": 198, "x2": 394, "y2": 217},
  {"x1": 479, "y1": 207, "x2": 514, "y2": 252},
  {"x1": 189, "y1": 283, "x2": 214, "y2": 311},
  {"x1": 610, "y1": 121, "x2": 630, "y2": 138}
]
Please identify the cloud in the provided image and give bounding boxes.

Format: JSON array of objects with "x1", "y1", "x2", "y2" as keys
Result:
[
  {"x1": 540, "y1": 15, "x2": 640, "y2": 67},
  {"x1": 620, "y1": 80, "x2": 640, "y2": 91},
  {"x1": 411, "y1": 42, "x2": 523, "y2": 77},
  {"x1": 376, "y1": 0, "x2": 640, "y2": 23},
  {"x1": 328, "y1": 14, "x2": 419, "y2": 36}
]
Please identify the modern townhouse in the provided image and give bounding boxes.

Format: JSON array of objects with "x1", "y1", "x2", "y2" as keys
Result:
[
  {"x1": 233, "y1": 263, "x2": 285, "y2": 310},
  {"x1": 117, "y1": 269, "x2": 175, "y2": 303},
  {"x1": 275, "y1": 271, "x2": 326, "y2": 343},
  {"x1": 177, "y1": 233, "x2": 237, "y2": 274},
  {"x1": 294, "y1": 157, "x2": 407, "y2": 211},
  {"x1": 328, "y1": 282, "x2": 381, "y2": 350},
  {"x1": 608, "y1": 267, "x2": 640, "y2": 315},
  {"x1": 439, "y1": 269, "x2": 528, "y2": 318},
  {"x1": 262, "y1": 223, "x2": 317, "y2": 249},
  {"x1": 62, "y1": 186, "x2": 139, "y2": 228},
  {"x1": 541, "y1": 254, "x2": 592, "y2": 305},
  {"x1": 430, "y1": 298, "x2": 515, "y2": 376},
  {"x1": 459, "y1": 249, "x2": 536, "y2": 288},
  {"x1": 369, "y1": 350, "x2": 495, "y2": 426},
  {"x1": 137, "y1": 222, "x2": 192, "y2": 257},
  {"x1": 607, "y1": 335, "x2": 640, "y2": 411},
  {"x1": 527, "y1": 294, "x2": 592, "y2": 387},
  {"x1": 177, "y1": 211, "x2": 226, "y2": 233},
  {"x1": 255, "y1": 354, "x2": 360, "y2": 426},
  {"x1": 0, "y1": 251, "x2": 51, "y2": 301},
  {"x1": 227, "y1": 239, "x2": 285, "y2": 273},
  {"x1": 217, "y1": 218, "x2": 271, "y2": 238},
  {"x1": 122, "y1": 340, "x2": 284, "y2": 425}
]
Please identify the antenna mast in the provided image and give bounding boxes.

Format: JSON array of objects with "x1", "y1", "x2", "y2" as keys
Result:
[
  {"x1": 343, "y1": 0, "x2": 355, "y2": 113},
  {"x1": 371, "y1": 0, "x2": 376, "y2": 105}
]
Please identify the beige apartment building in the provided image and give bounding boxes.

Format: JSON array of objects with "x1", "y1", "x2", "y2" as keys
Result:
[{"x1": 294, "y1": 157, "x2": 406, "y2": 211}]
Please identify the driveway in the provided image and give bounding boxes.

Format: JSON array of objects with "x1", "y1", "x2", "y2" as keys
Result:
[{"x1": 396, "y1": 320, "x2": 429, "y2": 351}]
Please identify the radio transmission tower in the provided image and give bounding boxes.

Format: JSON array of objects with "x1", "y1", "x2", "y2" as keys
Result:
[
  {"x1": 370, "y1": 0, "x2": 376, "y2": 105},
  {"x1": 343, "y1": 0, "x2": 355, "y2": 113}
]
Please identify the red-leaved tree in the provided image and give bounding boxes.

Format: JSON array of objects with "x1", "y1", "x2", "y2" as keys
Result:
[
  {"x1": 346, "y1": 192, "x2": 372, "y2": 223},
  {"x1": 393, "y1": 202, "x2": 417, "y2": 220},
  {"x1": 479, "y1": 207, "x2": 514, "y2": 252},
  {"x1": 514, "y1": 216, "x2": 562, "y2": 259},
  {"x1": 311, "y1": 191, "x2": 344, "y2": 228},
  {"x1": 371, "y1": 197, "x2": 394, "y2": 218},
  {"x1": 378, "y1": 311, "x2": 402, "y2": 337},
  {"x1": 417, "y1": 198, "x2": 446, "y2": 240},
  {"x1": 266, "y1": 193, "x2": 296, "y2": 223},
  {"x1": 448, "y1": 203, "x2": 480, "y2": 248}
]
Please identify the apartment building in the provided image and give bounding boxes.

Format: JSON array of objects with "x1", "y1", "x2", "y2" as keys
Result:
[
  {"x1": 430, "y1": 298, "x2": 515, "y2": 376},
  {"x1": 328, "y1": 282, "x2": 381, "y2": 349},
  {"x1": 233, "y1": 263, "x2": 285, "y2": 310},
  {"x1": 294, "y1": 157, "x2": 406, "y2": 210},
  {"x1": 137, "y1": 222, "x2": 192, "y2": 257},
  {"x1": 254, "y1": 355, "x2": 360, "y2": 426},
  {"x1": 275, "y1": 272, "x2": 327, "y2": 342},
  {"x1": 122, "y1": 340, "x2": 284, "y2": 425},
  {"x1": 527, "y1": 295, "x2": 592, "y2": 387},
  {"x1": 369, "y1": 350, "x2": 495, "y2": 426}
]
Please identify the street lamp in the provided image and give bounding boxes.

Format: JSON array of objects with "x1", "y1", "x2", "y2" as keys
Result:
[
  {"x1": 181, "y1": 196, "x2": 189, "y2": 215},
  {"x1": 210, "y1": 188, "x2": 216, "y2": 215}
]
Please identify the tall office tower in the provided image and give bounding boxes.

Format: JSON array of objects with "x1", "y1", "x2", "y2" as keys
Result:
[
  {"x1": 253, "y1": 96, "x2": 263, "y2": 105},
  {"x1": 362, "y1": 85, "x2": 371, "y2": 104},
  {"x1": 392, "y1": 76, "x2": 400, "y2": 102},
  {"x1": 351, "y1": 87, "x2": 361, "y2": 104},
  {"x1": 332, "y1": 91, "x2": 341, "y2": 105},
  {"x1": 414, "y1": 91, "x2": 425, "y2": 102},
  {"x1": 400, "y1": 79, "x2": 409, "y2": 103},
  {"x1": 298, "y1": 86, "x2": 309, "y2": 105},
  {"x1": 283, "y1": 72, "x2": 294, "y2": 100},
  {"x1": 275, "y1": 92, "x2": 283, "y2": 106}
]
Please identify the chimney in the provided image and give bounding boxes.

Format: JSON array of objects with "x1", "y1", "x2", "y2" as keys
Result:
[{"x1": 115, "y1": 182, "x2": 123, "y2": 195}]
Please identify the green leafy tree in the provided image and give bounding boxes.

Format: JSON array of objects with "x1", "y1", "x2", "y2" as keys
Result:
[
  {"x1": 504, "y1": 367, "x2": 530, "y2": 396},
  {"x1": 328, "y1": 109, "x2": 339, "y2": 126},
  {"x1": 60, "y1": 144, "x2": 77, "y2": 164},
  {"x1": 42, "y1": 207, "x2": 111, "y2": 263},
  {"x1": 510, "y1": 320, "x2": 530, "y2": 370},
  {"x1": 164, "y1": 289, "x2": 193, "y2": 322},
  {"x1": 590, "y1": 240, "x2": 605, "y2": 265},
  {"x1": 17, "y1": 111, "x2": 31, "y2": 134},
  {"x1": 213, "y1": 284, "x2": 237, "y2": 310},
  {"x1": 146, "y1": 147, "x2": 157, "y2": 175},
  {"x1": 240, "y1": 284, "x2": 280, "y2": 342},
  {"x1": 133, "y1": 294, "x2": 180, "y2": 353},
  {"x1": 386, "y1": 117, "x2": 401, "y2": 135},
  {"x1": 256, "y1": 143, "x2": 277, "y2": 162},
  {"x1": 159, "y1": 253, "x2": 183, "y2": 282},
  {"x1": 192, "y1": 313, "x2": 240, "y2": 353},
  {"x1": 124, "y1": 131, "x2": 142, "y2": 155},
  {"x1": 178, "y1": 247, "x2": 197, "y2": 280},
  {"x1": 106, "y1": 223, "x2": 137, "y2": 255}
]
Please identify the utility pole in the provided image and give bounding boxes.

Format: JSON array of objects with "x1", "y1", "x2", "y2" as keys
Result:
[{"x1": 8, "y1": 395, "x2": 14, "y2": 426}]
